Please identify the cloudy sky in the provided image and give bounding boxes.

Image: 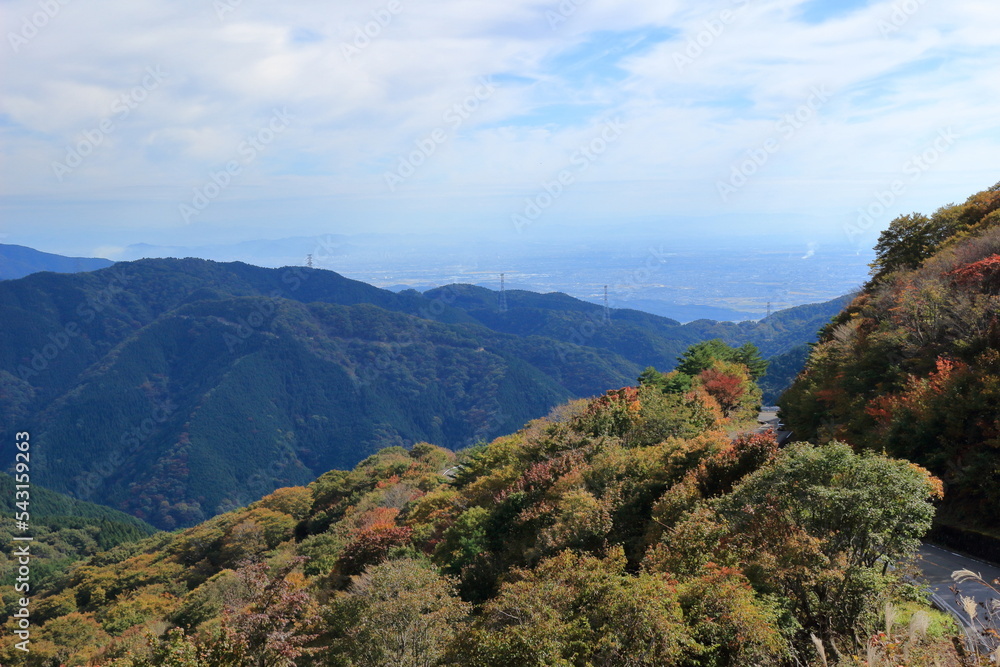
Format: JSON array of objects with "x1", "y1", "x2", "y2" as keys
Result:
[{"x1": 1, "y1": 0, "x2": 998, "y2": 257}]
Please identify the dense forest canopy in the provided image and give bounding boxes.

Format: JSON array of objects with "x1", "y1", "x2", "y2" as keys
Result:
[
  {"x1": 0, "y1": 474, "x2": 157, "y2": 597},
  {"x1": 781, "y1": 182, "x2": 1000, "y2": 534},
  {"x1": 1, "y1": 339, "x2": 951, "y2": 665},
  {"x1": 6, "y1": 184, "x2": 999, "y2": 662},
  {"x1": 0, "y1": 261, "x2": 840, "y2": 530}
]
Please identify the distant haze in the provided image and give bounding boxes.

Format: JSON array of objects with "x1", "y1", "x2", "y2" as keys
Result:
[
  {"x1": 1, "y1": 0, "x2": 997, "y2": 256},
  {"x1": 109, "y1": 233, "x2": 870, "y2": 321}
]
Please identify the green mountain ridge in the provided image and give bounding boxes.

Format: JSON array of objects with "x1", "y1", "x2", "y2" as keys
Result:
[
  {"x1": 1, "y1": 258, "x2": 843, "y2": 530},
  {"x1": 425, "y1": 283, "x2": 851, "y2": 362},
  {"x1": 0, "y1": 473, "x2": 156, "y2": 533}
]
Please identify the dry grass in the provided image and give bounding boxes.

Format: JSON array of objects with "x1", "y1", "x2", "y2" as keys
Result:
[{"x1": 829, "y1": 602, "x2": 971, "y2": 667}]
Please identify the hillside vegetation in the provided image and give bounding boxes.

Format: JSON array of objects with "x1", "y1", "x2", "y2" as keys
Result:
[
  {"x1": 0, "y1": 261, "x2": 628, "y2": 529},
  {"x1": 0, "y1": 260, "x2": 839, "y2": 529},
  {"x1": 0, "y1": 363, "x2": 950, "y2": 665},
  {"x1": 781, "y1": 182, "x2": 1000, "y2": 533},
  {"x1": 0, "y1": 474, "x2": 156, "y2": 601}
]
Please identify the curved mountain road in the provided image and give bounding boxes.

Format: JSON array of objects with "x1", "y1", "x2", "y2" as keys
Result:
[{"x1": 917, "y1": 543, "x2": 1000, "y2": 654}]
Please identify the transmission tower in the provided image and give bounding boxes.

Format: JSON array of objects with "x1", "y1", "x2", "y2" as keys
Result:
[
  {"x1": 306, "y1": 254, "x2": 314, "y2": 269},
  {"x1": 498, "y1": 273, "x2": 508, "y2": 313},
  {"x1": 603, "y1": 285, "x2": 611, "y2": 324}
]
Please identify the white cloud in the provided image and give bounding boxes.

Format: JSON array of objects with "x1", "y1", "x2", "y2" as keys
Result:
[{"x1": 0, "y1": 0, "x2": 997, "y2": 246}]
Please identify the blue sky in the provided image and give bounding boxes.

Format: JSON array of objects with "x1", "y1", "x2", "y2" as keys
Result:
[
  {"x1": 799, "y1": 0, "x2": 872, "y2": 23},
  {"x1": 0, "y1": 0, "x2": 997, "y2": 258}
]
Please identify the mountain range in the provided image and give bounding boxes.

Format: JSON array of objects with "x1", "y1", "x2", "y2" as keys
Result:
[
  {"x1": 0, "y1": 244, "x2": 113, "y2": 281},
  {"x1": 0, "y1": 257, "x2": 844, "y2": 529}
]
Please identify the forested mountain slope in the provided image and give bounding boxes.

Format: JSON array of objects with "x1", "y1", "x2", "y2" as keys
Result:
[
  {"x1": 0, "y1": 386, "x2": 949, "y2": 665},
  {"x1": 781, "y1": 182, "x2": 1000, "y2": 533},
  {"x1": 0, "y1": 474, "x2": 156, "y2": 596},
  {"x1": 429, "y1": 284, "x2": 849, "y2": 405},
  {"x1": 0, "y1": 266, "x2": 633, "y2": 529},
  {"x1": 0, "y1": 259, "x2": 841, "y2": 530}
]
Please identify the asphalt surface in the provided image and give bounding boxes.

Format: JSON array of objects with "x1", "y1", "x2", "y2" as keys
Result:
[
  {"x1": 916, "y1": 543, "x2": 1000, "y2": 652},
  {"x1": 755, "y1": 408, "x2": 794, "y2": 445}
]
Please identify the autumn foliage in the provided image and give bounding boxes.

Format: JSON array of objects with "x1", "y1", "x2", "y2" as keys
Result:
[
  {"x1": 0, "y1": 355, "x2": 946, "y2": 664},
  {"x1": 781, "y1": 183, "x2": 1000, "y2": 530},
  {"x1": 947, "y1": 252, "x2": 1000, "y2": 293}
]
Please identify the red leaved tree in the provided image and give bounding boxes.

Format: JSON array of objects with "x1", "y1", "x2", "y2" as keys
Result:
[
  {"x1": 947, "y1": 253, "x2": 1000, "y2": 294},
  {"x1": 698, "y1": 368, "x2": 745, "y2": 418},
  {"x1": 338, "y1": 523, "x2": 414, "y2": 576}
]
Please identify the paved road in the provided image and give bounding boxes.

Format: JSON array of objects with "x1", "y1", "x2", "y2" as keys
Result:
[
  {"x1": 755, "y1": 408, "x2": 794, "y2": 445},
  {"x1": 916, "y1": 543, "x2": 1000, "y2": 651}
]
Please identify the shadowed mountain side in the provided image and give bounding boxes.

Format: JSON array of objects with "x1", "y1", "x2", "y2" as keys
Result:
[
  {"x1": 0, "y1": 258, "x2": 840, "y2": 529},
  {"x1": 0, "y1": 261, "x2": 636, "y2": 528}
]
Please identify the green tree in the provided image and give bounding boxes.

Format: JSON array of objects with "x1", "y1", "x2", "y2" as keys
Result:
[
  {"x1": 637, "y1": 367, "x2": 695, "y2": 395},
  {"x1": 676, "y1": 339, "x2": 735, "y2": 377},
  {"x1": 434, "y1": 506, "x2": 490, "y2": 574},
  {"x1": 637, "y1": 366, "x2": 665, "y2": 389},
  {"x1": 676, "y1": 340, "x2": 768, "y2": 380},
  {"x1": 718, "y1": 442, "x2": 941, "y2": 647},
  {"x1": 733, "y1": 342, "x2": 769, "y2": 381},
  {"x1": 663, "y1": 372, "x2": 694, "y2": 394},
  {"x1": 869, "y1": 211, "x2": 960, "y2": 282},
  {"x1": 629, "y1": 385, "x2": 720, "y2": 445},
  {"x1": 324, "y1": 558, "x2": 469, "y2": 667},
  {"x1": 677, "y1": 565, "x2": 789, "y2": 666},
  {"x1": 450, "y1": 548, "x2": 691, "y2": 666}
]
